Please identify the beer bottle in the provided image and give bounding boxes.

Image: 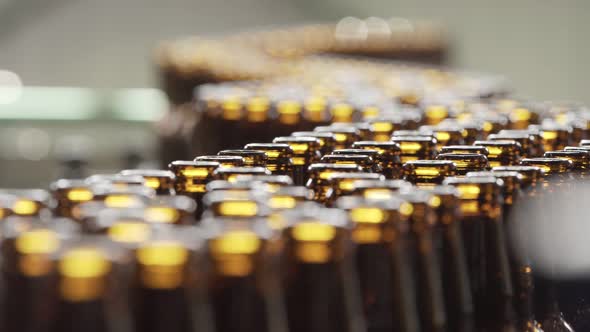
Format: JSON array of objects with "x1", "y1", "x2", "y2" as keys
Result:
[
  {"x1": 351, "y1": 141, "x2": 403, "y2": 179},
  {"x1": 195, "y1": 155, "x2": 245, "y2": 168},
  {"x1": 218, "y1": 150, "x2": 268, "y2": 167},
  {"x1": 435, "y1": 153, "x2": 489, "y2": 175},
  {"x1": 132, "y1": 227, "x2": 212, "y2": 332},
  {"x1": 473, "y1": 140, "x2": 523, "y2": 167},
  {"x1": 85, "y1": 174, "x2": 146, "y2": 188},
  {"x1": 424, "y1": 185, "x2": 475, "y2": 332},
  {"x1": 0, "y1": 189, "x2": 51, "y2": 218},
  {"x1": 204, "y1": 219, "x2": 288, "y2": 332},
  {"x1": 280, "y1": 203, "x2": 366, "y2": 332},
  {"x1": 489, "y1": 131, "x2": 539, "y2": 158},
  {"x1": 305, "y1": 163, "x2": 363, "y2": 204},
  {"x1": 337, "y1": 196, "x2": 421, "y2": 332},
  {"x1": 325, "y1": 172, "x2": 384, "y2": 205},
  {"x1": 543, "y1": 150, "x2": 589, "y2": 178},
  {"x1": 234, "y1": 174, "x2": 294, "y2": 193},
  {"x1": 290, "y1": 131, "x2": 335, "y2": 156},
  {"x1": 391, "y1": 136, "x2": 438, "y2": 163},
  {"x1": 267, "y1": 186, "x2": 314, "y2": 230},
  {"x1": 213, "y1": 166, "x2": 271, "y2": 183},
  {"x1": 538, "y1": 123, "x2": 572, "y2": 152},
  {"x1": 443, "y1": 176, "x2": 517, "y2": 331},
  {"x1": 349, "y1": 179, "x2": 412, "y2": 200},
  {"x1": 466, "y1": 171, "x2": 542, "y2": 331},
  {"x1": 396, "y1": 190, "x2": 447, "y2": 332},
  {"x1": 51, "y1": 179, "x2": 95, "y2": 218},
  {"x1": 314, "y1": 125, "x2": 361, "y2": 150},
  {"x1": 273, "y1": 136, "x2": 322, "y2": 186},
  {"x1": 51, "y1": 241, "x2": 132, "y2": 332},
  {"x1": 244, "y1": 143, "x2": 294, "y2": 177},
  {"x1": 90, "y1": 184, "x2": 154, "y2": 209},
  {"x1": 366, "y1": 116, "x2": 404, "y2": 142},
  {"x1": 202, "y1": 190, "x2": 270, "y2": 220},
  {"x1": 0, "y1": 217, "x2": 79, "y2": 332},
  {"x1": 439, "y1": 145, "x2": 489, "y2": 156},
  {"x1": 326, "y1": 149, "x2": 383, "y2": 172},
  {"x1": 120, "y1": 170, "x2": 176, "y2": 195},
  {"x1": 169, "y1": 160, "x2": 220, "y2": 219},
  {"x1": 402, "y1": 160, "x2": 457, "y2": 187},
  {"x1": 419, "y1": 124, "x2": 466, "y2": 148}
]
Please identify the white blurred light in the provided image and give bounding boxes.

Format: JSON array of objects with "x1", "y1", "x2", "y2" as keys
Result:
[
  {"x1": 16, "y1": 128, "x2": 51, "y2": 161},
  {"x1": 0, "y1": 70, "x2": 23, "y2": 105},
  {"x1": 335, "y1": 17, "x2": 368, "y2": 41},
  {"x1": 365, "y1": 17, "x2": 391, "y2": 38},
  {"x1": 510, "y1": 181, "x2": 590, "y2": 277},
  {"x1": 388, "y1": 17, "x2": 415, "y2": 33}
]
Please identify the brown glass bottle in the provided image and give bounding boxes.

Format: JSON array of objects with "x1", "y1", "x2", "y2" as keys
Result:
[
  {"x1": 314, "y1": 125, "x2": 361, "y2": 150},
  {"x1": 291, "y1": 131, "x2": 336, "y2": 155},
  {"x1": 424, "y1": 185, "x2": 475, "y2": 332},
  {"x1": 273, "y1": 136, "x2": 322, "y2": 185},
  {"x1": 348, "y1": 179, "x2": 412, "y2": 200},
  {"x1": 280, "y1": 204, "x2": 366, "y2": 332},
  {"x1": 351, "y1": 141, "x2": 403, "y2": 179},
  {"x1": 51, "y1": 179, "x2": 95, "y2": 218},
  {"x1": 443, "y1": 176, "x2": 518, "y2": 331},
  {"x1": 391, "y1": 136, "x2": 438, "y2": 163},
  {"x1": 325, "y1": 172, "x2": 384, "y2": 205},
  {"x1": 218, "y1": 149, "x2": 268, "y2": 167},
  {"x1": 204, "y1": 219, "x2": 288, "y2": 332},
  {"x1": 131, "y1": 228, "x2": 212, "y2": 332},
  {"x1": 169, "y1": 160, "x2": 220, "y2": 219},
  {"x1": 473, "y1": 140, "x2": 523, "y2": 167},
  {"x1": 467, "y1": 171, "x2": 542, "y2": 331},
  {"x1": 119, "y1": 170, "x2": 176, "y2": 195},
  {"x1": 195, "y1": 155, "x2": 245, "y2": 168},
  {"x1": 0, "y1": 217, "x2": 79, "y2": 332},
  {"x1": 306, "y1": 163, "x2": 363, "y2": 204},
  {"x1": 402, "y1": 160, "x2": 457, "y2": 187},
  {"x1": 51, "y1": 242, "x2": 132, "y2": 332},
  {"x1": 436, "y1": 153, "x2": 489, "y2": 175},
  {"x1": 397, "y1": 190, "x2": 447, "y2": 332},
  {"x1": 337, "y1": 196, "x2": 421, "y2": 332},
  {"x1": 244, "y1": 143, "x2": 294, "y2": 177}
]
